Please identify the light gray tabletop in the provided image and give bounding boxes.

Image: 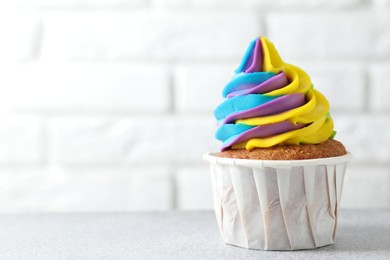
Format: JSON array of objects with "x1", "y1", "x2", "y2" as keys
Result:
[{"x1": 0, "y1": 209, "x2": 389, "y2": 259}]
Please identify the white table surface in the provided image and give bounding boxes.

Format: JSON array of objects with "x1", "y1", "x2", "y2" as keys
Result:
[{"x1": 0, "y1": 209, "x2": 389, "y2": 259}]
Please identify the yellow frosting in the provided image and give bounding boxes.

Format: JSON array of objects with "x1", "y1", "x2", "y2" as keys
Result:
[{"x1": 232, "y1": 37, "x2": 334, "y2": 149}]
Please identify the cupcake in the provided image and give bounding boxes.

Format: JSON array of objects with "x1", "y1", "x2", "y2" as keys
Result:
[{"x1": 204, "y1": 36, "x2": 352, "y2": 250}]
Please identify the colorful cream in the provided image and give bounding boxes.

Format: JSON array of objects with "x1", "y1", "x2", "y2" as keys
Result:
[{"x1": 215, "y1": 37, "x2": 335, "y2": 151}]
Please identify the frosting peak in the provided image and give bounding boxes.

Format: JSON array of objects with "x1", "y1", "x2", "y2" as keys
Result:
[{"x1": 214, "y1": 37, "x2": 335, "y2": 151}]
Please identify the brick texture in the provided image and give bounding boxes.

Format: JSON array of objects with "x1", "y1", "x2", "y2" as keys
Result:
[
  {"x1": 370, "y1": 64, "x2": 390, "y2": 112},
  {"x1": 0, "y1": 63, "x2": 170, "y2": 112},
  {"x1": 0, "y1": 0, "x2": 148, "y2": 8},
  {"x1": 0, "y1": 11, "x2": 41, "y2": 61},
  {"x1": 0, "y1": 1, "x2": 389, "y2": 212},
  {"x1": 267, "y1": 12, "x2": 390, "y2": 59},
  {"x1": 0, "y1": 117, "x2": 45, "y2": 165},
  {"x1": 174, "y1": 63, "x2": 234, "y2": 113},
  {"x1": 153, "y1": 0, "x2": 367, "y2": 10},
  {"x1": 297, "y1": 62, "x2": 366, "y2": 112},
  {"x1": 176, "y1": 167, "x2": 213, "y2": 210},
  {"x1": 48, "y1": 116, "x2": 219, "y2": 166},
  {"x1": 333, "y1": 114, "x2": 390, "y2": 164},
  {"x1": 0, "y1": 167, "x2": 173, "y2": 212},
  {"x1": 342, "y1": 164, "x2": 390, "y2": 208},
  {"x1": 42, "y1": 11, "x2": 261, "y2": 61}
]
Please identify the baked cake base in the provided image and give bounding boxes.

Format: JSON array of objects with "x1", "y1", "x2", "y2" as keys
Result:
[{"x1": 216, "y1": 139, "x2": 347, "y2": 160}]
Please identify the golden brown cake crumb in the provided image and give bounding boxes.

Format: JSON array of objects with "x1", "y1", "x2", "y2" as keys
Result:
[{"x1": 216, "y1": 139, "x2": 347, "y2": 160}]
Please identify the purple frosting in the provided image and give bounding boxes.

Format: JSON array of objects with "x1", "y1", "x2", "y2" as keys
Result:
[
  {"x1": 214, "y1": 37, "x2": 319, "y2": 151},
  {"x1": 243, "y1": 38, "x2": 262, "y2": 73},
  {"x1": 227, "y1": 72, "x2": 288, "y2": 98},
  {"x1": 221, "y1": 121, "x2": 306, "y2": 151},
  {"x1": 221, "y1": 93, "x2": 305, "y2": 125}
]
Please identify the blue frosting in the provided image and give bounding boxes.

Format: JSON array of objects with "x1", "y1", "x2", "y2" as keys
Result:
[
  {"x1": 214, "y1": 94, "x2": 278, "y2": 120},
  {"x1": 215, "y1": 123, "x2": 254, "y2": 141},
  {"x1": 222, "y1": 72, "x2": 275, "y2": 98},
  {"x1": 234, "y1": 38, "x2": 257, "y2": 73}
]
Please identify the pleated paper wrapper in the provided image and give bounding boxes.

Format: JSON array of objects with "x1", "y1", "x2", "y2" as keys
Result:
[{"x1": 204, "y1": 153, "x2": 352, "y2": 251}]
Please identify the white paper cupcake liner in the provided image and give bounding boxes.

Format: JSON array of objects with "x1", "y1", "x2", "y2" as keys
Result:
[{"x1": 204, "y1": 152, "x2": 352, "y2": 251}]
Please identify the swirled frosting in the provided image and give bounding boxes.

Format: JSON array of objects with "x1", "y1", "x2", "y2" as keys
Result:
[{"x1": 215, "y1": 37, "x2": 336, "y2": 151}]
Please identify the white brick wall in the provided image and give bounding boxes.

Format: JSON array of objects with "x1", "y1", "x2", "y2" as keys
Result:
[
  {"x1": 174, "y1": 64, "x2": 234, "y2": 113},
  {"x1": 297, "y1": 62, "x2": 366, "y2": 112},
  {"x1": 0, "y1": 167, "x2": 173, "y2": 212},
  {"x1": 0, "y1": 116, "x2": 45, "y2": 165},
  {"x1": 0, "y1": 63, "x2": 170, "y2": 112},
  {"x1": 48, "y1": 116, "x2": 219, "y2": 165},
  {"x1": 267, "y1": 12, "x2": 390, "y2": 60},
  {"x1": 153, "y1": 0, "x2": 368, "y2": 10},
  {"x1": 0, "y1": 0, "x2": 389, "y2": 212},
  {"x1": 3, "y1": 0, "x2": 148, "y2": 8},
  {"x1": 41, "y1": 11, "x2": 260, "y2": 61},
  {"x1": 333, "y1": 114, "x2": 390, "y2": 164},
  {"x1": 342, "y1": 165, "x2": 390, "y2": 208},
  {"x1": 370, "y1": 64, "x2": 390, "y2": 112},
  {"x1": 176, "y1": 166, "x2": 213, "y2": 210},
  {"x1": 0, "y1": 12, "x2": 42, "y2": 61}
]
